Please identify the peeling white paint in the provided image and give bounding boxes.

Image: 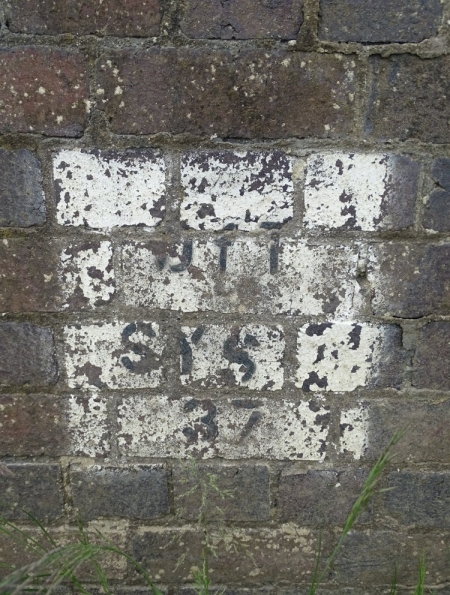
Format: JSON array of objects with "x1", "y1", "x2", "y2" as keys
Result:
[
  {"x1": 181, "y1": 325, "x2": 284, "y2": 390},
  {"x1": 60, "y1": 242, "x2": 115, "y2": 309},
  {"x1": 67, "y1": 393, "x2": 110, "y2": 457},
  {"x1": 340, "y1": 405, "x2": 369, "y2": 460},
  {"x1": 64, "y1": 321, "x2": 165, "y2": 389},
  {"x1": 296, "y1": 322, "x2": 384, "y2": 392},
  {"x1": 304, "y1": 153, "x2": 394, "y2": 230},
  {"x1": 180, "y1": 151, "x2": 293, "y2": 231},
  {"x1": 117, "y1": 396, "x2": 330, "y2": 460},
  {"x1": 53, "y1": 150, "x2": 166, "y2": 229}
]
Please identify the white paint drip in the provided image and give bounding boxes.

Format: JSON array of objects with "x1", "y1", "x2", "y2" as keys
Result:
[{"x1": 340, "y1": 405, "x2": 369, "y2": 460}]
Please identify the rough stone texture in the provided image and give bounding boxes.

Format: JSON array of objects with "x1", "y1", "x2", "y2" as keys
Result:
[
  {"x1": 98, "y1": 49, "x2": 356, "y2": 137},
  {"x1": 6, "y1": 0, "x2": 162, "y2": 36},
  {"x1": 339, "y1": 405, "x2": 370, "y2": 460},
  {"x1": 319, "y1": 0, "x2": 442, "y2": 43},
  {"x1": 296, "y1": 322, "x2": 405, "y2": 392},
  {"x1": 279, "y1": 469, "x2": 369, "y2": 524},
  {"x1": 0, "y1": 323, "x2": 57, "y2": 387},
  {"x1": 180, "y1": 0, "x2": 303, "y2": 40},
  {"x1": 304, "y1": 153, "x2": 419, "y2": 231},
  {"x1": 180, "y1": 151, "x2": 293, "y2": 231},
  {"x1": 173, "y1": 464, "x2": 270, "y2": 521},
  {"x1": 64, "y1": 321, "x2": 165, "y2": 389},
  {"x1": 367, "y1": 55, "x2": 450, "y2": 144},
  {"x1": 0, "y1": 464, "x2": 63, "y2": 521},
  {"x1": 71, "y1": 465, "x2": 169, "y2": 520},
  {"x1": 66, "y1": 393, "x2": 110, "y2": 457},
  {"x1": 424, "y1": 158, "x2": 450, "y2": 232},
  {"x1": 0, "y1": 149, "x2": 45, "y2": 227},
  {"x1": 180, "y1": 325, "x2": 284, "y2": 390},
  {"x1": 121, "y1": 239, "x2": 362, "y2": 317},
  {"x1": 0, "y1": 47, "x2": 89, "y2": 136},
  {"x1": 383, "y1": 472, "x2": 450, "y2": 527},
  {"x1": 0, "y1": 238, "x2": 59, "y2": 312},
  {"x1": 117, "y1": 396, "x2": 330, "y2": 460},
  {"x1": 54, "y1": 150, "x2": 166, "y2": 229},
  {"x1": 414, "y1": 323, "x2": 450, "y2": 391},
  {"x1": 367, "y1": 243, "x2": 450, "y2": 318}
]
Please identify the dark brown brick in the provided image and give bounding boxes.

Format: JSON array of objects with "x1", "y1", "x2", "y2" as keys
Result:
[
  {"x1": 0, "y1": 150, "x2": 45, "y2": 227},
  {"x1": 367, "y1": 55, "x2": 450, "y2": 144},
  {"x1": 98, "y1": 49, "x2": 356, "y2": 138},
  {"x1": 0, "y1": 323, "x2": 57, "y2": 387},
  {"x1": 174, "y1": 464, "x2": 270, "y2": 522},
  {"x1": 414, "y1": 322, "x2": 450, "y2": 390},
  {"x1": 424, "y1": 158, "x2": 450, "y2": 232},
  {"x1": 0, "y1": 47, "x2": 89, "y2": 136},
  {"x1": 180, "y1": 0, "x2": 303, "y2": 40},
  {"x1": 279, "y1": 469, "x2": 369, "y2": 525},
  {"x1": 6, "y1": 0, "x2": 161, "y2": 36},
  {"x1": 0, "y1": 530, "x2": 41, "y2": 579},
  {"x1": 384, "y1": 472, "x2": 450, "y2": 527},
  {"x1": 319, "y1": 0, "x2": 442, "y2": 43},
  {"x1": 0, "y1": 464, "x2": 63, "y2": 521},
  {"x1": 71, "y1": 465, "x2": 169, "y2": 520},
  {"x1": 0, "y1": 238, "x2": 59, "y2": 312},
  {"x1": 367, "y1": 243, "x2": 450, "y2": 318}
]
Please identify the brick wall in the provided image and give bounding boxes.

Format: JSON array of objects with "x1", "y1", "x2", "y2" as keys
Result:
[{"x1": 0, "y1": 0, "x2": 450, "y2": 592}]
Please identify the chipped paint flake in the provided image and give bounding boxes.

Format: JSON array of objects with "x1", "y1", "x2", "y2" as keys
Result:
[
  {"x1": 60, "y1": 241, "x2": 115, "y2": 309},
  {"x1": 64, "y1": 321, "x2": 165, "y2": 389},
  {"x1": 67, "y1": 393, "x2": 110, "y2": 457},
  {"x1": 180, "y1": 151, "x2": 293, "y2": 231},
  {"x1": 54, "y1": 149, "x2": 166, "y2": 229},
  {"x1": 181, "y1": 325, "x2": 284, "y2": 390},
  {"x1": 340, "y1": 405, "x2": 369, "y2": 460},
  {"x1": 304, "y1": 153, "x2": 395, "y2": 230},
  {"x1": 117, "y1": 396, "x2": 330, "y2": 460},
  {"x1": 296, "y1": 322, "x2": 384, "y2": 392}
]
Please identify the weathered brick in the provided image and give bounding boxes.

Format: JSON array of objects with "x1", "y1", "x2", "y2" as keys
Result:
[
  {"x1": 367, "y1": 55, "x2": 450, "y2": 144},
  {"x1": 180, "y1": 151, "x2": 293, "y2": 231},
  {"x1": 6, "y1": 0, "x2": 162, "y2": 36},
  {"x1": 98, "y1": 50, "x2": 356, "y2": 138},
  {"x1": 414, "y1": 322, "x2": 450, "y2": 390},
  {"x1": 64, "y1": 321, "x2": 165, "y2": 389},
  {"x1": 71, "y1": 465, "x2": 169, "y2": 520},
  {"x1": 304, "y1": 153, "x2": 419, "y2": 231},
  {"x1": 118, "y1": 396, "x2": 330, "y2": 460},
  {"x1": 383, "y1": 472, "x2": 450, "y2": 527},
  {"x1": 0, "y1": 238, "x2": 59, "y2": 312},
  {"x1": 296, "y1": 322, "x2": 406, "y2": 392},
  {"x1": 132, "y1": 526, "x2": 318, "y2": 584},
  {"x1": 339, "y1": 405, "x2": 370, "y2": 460},
  {"x1": 65, "y1": 393, "x2": 110, "y2": 457},
  {"x1": 180, "y1": 325, "x2": 284, "y2": 390},
  {"x1": 334, "y1": 530, "x2": 450, "y2": 586},
  {"x1": 54, "y1": 150, "x2": 166, "y2": 229},
  {"x1": 0, "y1": 464, "x2": 63, "y2": 521},
  {"x1": 0, "y1": 323, "x2": 57, "y2": 387},
  {"x1": 174, "y1": 464, "x2": 270, "y2": 521},
  {"x1": 0, "y1": 530, "x2": 42, "y2": 579},
  {"x1": 279, "y1": 469, "x2": 369, "y2": 525},
  {"x1": 367, "y1": 243, "x2": 450, "y2": 317},
  {"x1": 0, "y1": 149, "x2": 45, "y2": 227},
  {"x1": 0, "y1": 47, "x2": 89, "y2": 136},
  {"x1": 180, "y1": 0, "x2": 303, "y2": 40},
  {"x1": 121, "y1": 239, "x2": 361, "y2": 317},
  {"x1": 319, "y1": 0, "x2": 442, "y2": 43},
  {"x1": 424, "y1": 158, "x2": 450, "y2": 232}
]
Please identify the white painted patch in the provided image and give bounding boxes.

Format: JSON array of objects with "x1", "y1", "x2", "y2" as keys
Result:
[
  {"x1": 180, "y1": 151, "x2": 293, "y2": 231},
  {"x1": 67, "y1": 393, "x2": 110, "y2": 457},
  {"x1": 340, "y1": 405, "x2": 369, "y2": 460},
  {"x1": 59, "y1": 242, "x2": 115, "y2": 309},
  {"x1": 296, "y1": 322, "x2": 383, "y2": 392},
  {"x1": 304, "y1": 153, "x2": 394, "y2": 230},
  {"x1": 181, "y1": 325, "x2": 284, "y2": 390},
  {"x1": 64, "y1": 321, "x2": 165, "y2": 389},
  {"x1": 54, "y1": 150, "x2": 166, "y2": 229},
  {"x1": 117, "y1": 396, "x2": 330, "y2": 460}
]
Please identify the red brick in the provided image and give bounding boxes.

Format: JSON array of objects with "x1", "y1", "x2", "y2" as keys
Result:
[
  {"x1": 0, "y1": 47, "x2": 89, "y2": 136},
  {"x1": 180, "y1": 0, "x2": 303, "y2": 40},
  {"x1": 6, "y1": 0, "x2": 162, "y2": 37},
  {"x1": 98, "y1": 49, "x2": 356, "y2": 138}
]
